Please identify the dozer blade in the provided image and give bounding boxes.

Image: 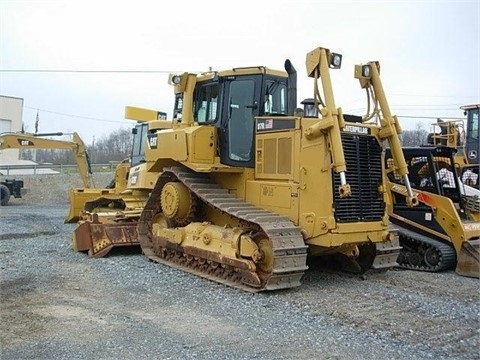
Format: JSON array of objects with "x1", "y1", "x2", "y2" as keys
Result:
[
  {"x1": 72, "y1": 217, "x2": 139, "y2": 258},
  {"x1": 455, "y1": 239, "x2": 480, "y2": 278}
]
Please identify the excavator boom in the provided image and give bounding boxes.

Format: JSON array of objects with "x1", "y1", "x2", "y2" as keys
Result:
[
  {"x1": 0, "y1": 131, "x2": 109, "y2": 223},
  {"x1": 0, "y1": 131, "x2": 93, "y2": 188}
]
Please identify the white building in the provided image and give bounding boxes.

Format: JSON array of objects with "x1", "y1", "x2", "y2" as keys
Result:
[{"x1": 0, "y1": 95, "x2": 24, "y2": 162}]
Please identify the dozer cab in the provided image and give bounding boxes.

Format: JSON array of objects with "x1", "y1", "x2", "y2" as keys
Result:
[
  {"x1": 73, "y1": 46, "x2": 417, "y2": 292},
  {"x1": 386, "y1": 146, "x2": 480, "y2": 278}
]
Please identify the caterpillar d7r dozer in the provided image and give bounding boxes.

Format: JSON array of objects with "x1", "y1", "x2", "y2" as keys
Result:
[
  {"x1": 73, "y1": 46, "x2": 416, "y2": 292},
  {"x1": 385, "y1": 146, "x2": 480, "y2": 278}
]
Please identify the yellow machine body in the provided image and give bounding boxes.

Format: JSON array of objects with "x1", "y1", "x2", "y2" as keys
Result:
[
  {"x1": 73, "y1": 46, "x2": 417, "y2": 291},
  {"x1": 70, "y1": 117, "x2": 165, "y2": 255},
  {"x1": 386, "y1": 146, "x2": 480, "y2": 278}
]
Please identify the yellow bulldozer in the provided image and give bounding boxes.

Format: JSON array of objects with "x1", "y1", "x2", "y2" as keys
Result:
[
  {"x1": 71, "y1": 46, "x2": 418, "y2": 292},
  {"x1": 71, "y1": 108, "x2": 168, "y2": 257}
]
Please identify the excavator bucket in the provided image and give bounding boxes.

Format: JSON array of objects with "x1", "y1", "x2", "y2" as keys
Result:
[
  {"x1": 72, "y1": 213, "x2": 139, "y2": 258},
  {"x1": 455, "y1": 239, "x2": 480, "y2": 278}
]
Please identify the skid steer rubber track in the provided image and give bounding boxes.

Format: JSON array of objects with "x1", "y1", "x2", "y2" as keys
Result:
[{"x1": 395, "y1": 224, "x2": 456, "y2": 272}]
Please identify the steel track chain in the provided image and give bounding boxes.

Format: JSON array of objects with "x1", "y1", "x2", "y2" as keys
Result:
[{"x1": 138, "y1": 166, "x2": 308, "y2": 292}]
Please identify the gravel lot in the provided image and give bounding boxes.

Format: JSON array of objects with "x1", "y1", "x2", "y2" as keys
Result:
[{"x1": 1, "y1": 174, "x2": 479, "y2": 359}]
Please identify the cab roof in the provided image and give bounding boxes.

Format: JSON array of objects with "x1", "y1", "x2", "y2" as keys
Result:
[{"x1": 196, "y1": 66, "x2": 288, "y2": 82}]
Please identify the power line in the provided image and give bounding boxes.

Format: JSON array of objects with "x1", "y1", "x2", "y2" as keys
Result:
[
  {"x1": 389, "y1": 93, "x2": 479, "y2": 99},
  {"x1": 343, "y1": 107, "x2": 466, "y2": 120},
  {"x1": 0, "y1": 69, "x2": 175, "y2": 73},
  {"x1": 392, "y1": 104, "x2": 462, "y2": 108},
  {"x1": 24, "y1": 106, "x2": 124, "y2": 124},
  {"x1": 346, "y1": 107, "x2": 464, "y2": 114},
  {"x1": 397, "y1": 115, "x2": 465, "y2": 120}
]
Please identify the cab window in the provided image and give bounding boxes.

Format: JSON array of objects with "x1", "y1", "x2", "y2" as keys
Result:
[
  {"x1": 264, "y1": 80, "x2": 287, "y2": 115},
  {"x1": 469, "y1": 110, "x2": 478, "y2": 140},
  {"x1": 131, "y1": 123, "x2": 148, "y2": 166},
  {"x1": 195, "y1": 84, "x2": 219, "y2": 123}
]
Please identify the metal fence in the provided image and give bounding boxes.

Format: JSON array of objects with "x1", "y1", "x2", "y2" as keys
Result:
[{"x1": 0, "y1": 163, "x2": 117, "y2": 176}]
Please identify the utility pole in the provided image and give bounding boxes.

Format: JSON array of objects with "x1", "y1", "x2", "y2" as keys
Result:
[
  {"x1": 91, "y1": 136, "x2": 95, "y2": 163},
  {"x1": 33, "y1": 110, "x2": 39, "y2": 162}
]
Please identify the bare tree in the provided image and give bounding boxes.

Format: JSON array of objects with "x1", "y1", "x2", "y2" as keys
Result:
[
  {"x1": 400, "y1": 123, "x2": 429, "y2": 147},
  {"x1": 20, "y1": 127, "x2": 133, "y2": 165},
  {"x1": 88, "y1": 128, "x2": 133, "y2": 163}
]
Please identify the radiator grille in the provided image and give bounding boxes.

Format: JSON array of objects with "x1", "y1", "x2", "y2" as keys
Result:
[{"x1": 333, "y1": 134, "x2": 385, "y2": 222}]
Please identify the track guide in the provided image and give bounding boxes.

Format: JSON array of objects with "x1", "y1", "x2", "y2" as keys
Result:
[{"x1": 138, "y1": 166, "x2": 308, "y2": 292}]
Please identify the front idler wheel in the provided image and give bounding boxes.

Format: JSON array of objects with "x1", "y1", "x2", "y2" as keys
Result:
[{"x1": 160, "y1": 182, "x2": 198, "y2": 226}]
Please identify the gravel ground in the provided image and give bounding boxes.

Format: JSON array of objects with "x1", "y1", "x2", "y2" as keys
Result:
[{"x1": 1, "y1": 175, "x2": 479, "y2": 360}]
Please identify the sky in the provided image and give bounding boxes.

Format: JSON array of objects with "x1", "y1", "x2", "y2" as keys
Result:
[{"x1": 1, "y1": 0, "x2": 479, "y2": 145}]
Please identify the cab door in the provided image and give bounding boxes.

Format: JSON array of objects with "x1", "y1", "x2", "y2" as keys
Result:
[{"x1": 219, "y1": 76, "x2": 260, "y2": 168}]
